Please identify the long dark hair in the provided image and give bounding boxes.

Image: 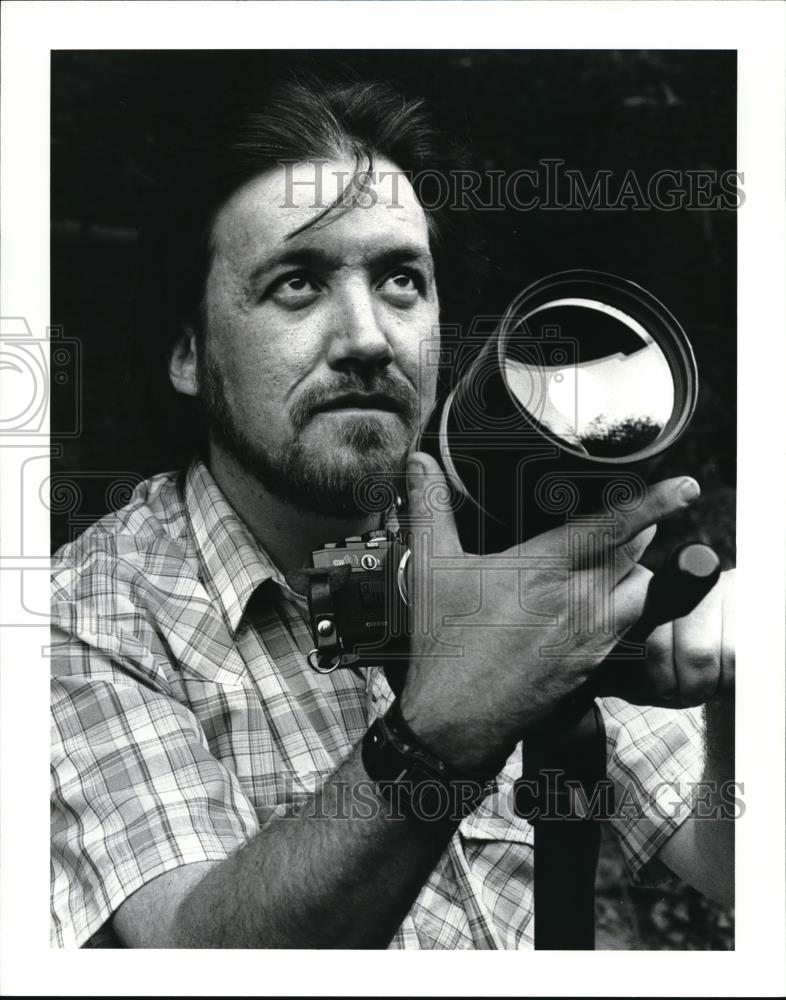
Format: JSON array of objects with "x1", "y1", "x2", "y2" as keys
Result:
[{"x1": 131, "y1": 74, "x2": 485, "y2": 464}]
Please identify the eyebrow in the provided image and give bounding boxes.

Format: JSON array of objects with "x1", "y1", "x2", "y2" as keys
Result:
[{"x1": 245, "y1": 244, "x2": 435, "y2": 291}]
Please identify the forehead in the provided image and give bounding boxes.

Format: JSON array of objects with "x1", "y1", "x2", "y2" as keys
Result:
[{"x1": 209, "y1": 156, "x2": 432, "y2": 277}]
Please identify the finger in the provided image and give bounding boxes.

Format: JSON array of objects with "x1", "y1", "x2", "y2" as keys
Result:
[
  {"x1": 547, "y1": 477, "x2": 701, "y2": 572},
  {"x1": 610, "y1": 561, "x2": 654, "y2": 637},
  {"x1": 512, "y1": 516, "x2": 656, "y2": 574},
  {"x1": 597, "y1": 560, "x2": 677, "y2": 702},
  {"x1": 612, "y1": 476, "x2": 701, "y2": 548},
  {"x1": 406, "y1": 451, "x2": 463, "y2": 558},
  {"x1": 640, "y1": 621, "x2": 679, "y2": 704},
  {"x1": 672, "y1": 579, "x2": 724, "y2": 706},
  {"x1": 613, "y1": 524, "x2": 658, "y2": 583}
]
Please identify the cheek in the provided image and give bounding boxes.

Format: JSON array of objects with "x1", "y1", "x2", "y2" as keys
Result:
[
  {"x1": 205, "y1": 313, "x2": 300, "y2": 411},
  {"x1": 418, "y1": 352, "x2": 439, "y2": 398},
  {"x1": 395, "y1": 311, "x2": 440, "y2": 399},
  {"x1": 221, "y1": 349, "x2": 287, "y2": 418}
]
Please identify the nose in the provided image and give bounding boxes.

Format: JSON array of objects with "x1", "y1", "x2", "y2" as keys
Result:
[{"x1": 324, "y1": 280, "x2": 394, "y2": 373}]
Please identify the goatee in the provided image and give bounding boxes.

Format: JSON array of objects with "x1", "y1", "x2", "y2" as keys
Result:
[{"x1": 197, "y1": 355, "x2": 418, "y2": 516}]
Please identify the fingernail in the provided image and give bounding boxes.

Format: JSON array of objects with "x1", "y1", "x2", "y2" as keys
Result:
[{"x1": 678, "y1": 477, "x2": 700, "y2": 505}]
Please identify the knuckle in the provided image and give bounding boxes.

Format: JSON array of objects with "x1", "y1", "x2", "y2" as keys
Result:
[
  {"x1": 609, "y1": 508, "x2": 637, "y2": 543},
  {"x1": 681, "y1": 645, "x2": 719, "y2": 673},
  {"x1": 615, "y1": 536, "x2": 645, "y2": 570},
  {"x1": 683, "y1": 646, "x2": 718, "y2": 673}
]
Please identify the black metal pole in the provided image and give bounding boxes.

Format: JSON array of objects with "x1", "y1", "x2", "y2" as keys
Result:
[{"x1": 519, "y1": 544, "x2": 721, "y2": 950}]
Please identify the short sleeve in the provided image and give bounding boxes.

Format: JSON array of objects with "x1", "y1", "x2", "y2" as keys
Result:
[
  {"x1": 51, "y1": 628, "x2": 259, "y2": 948},
  {"x1": 601, "y1": 697, "x2": 704, "y2": 886}
]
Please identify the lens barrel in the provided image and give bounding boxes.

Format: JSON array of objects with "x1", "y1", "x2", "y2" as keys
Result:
[{"x1": 417, "y1": 271, "x2": 698, "y2": 554}]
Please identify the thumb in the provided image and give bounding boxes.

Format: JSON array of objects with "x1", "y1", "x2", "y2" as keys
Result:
[{"x1": 405, "y1": 450, "x2": 463, "y2": 557}]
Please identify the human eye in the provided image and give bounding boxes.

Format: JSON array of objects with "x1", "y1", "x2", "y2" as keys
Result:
[
  {"x1": 377, "y1": 267, "x2": 424, "y2": 307},
  {"x1": 269, "y1": 271, "x2": 321, "y2": 308}
]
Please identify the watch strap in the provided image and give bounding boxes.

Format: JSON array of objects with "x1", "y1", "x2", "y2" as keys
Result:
[{"x1": 362, "y1": 700, "x2": 497, "y2": 822}]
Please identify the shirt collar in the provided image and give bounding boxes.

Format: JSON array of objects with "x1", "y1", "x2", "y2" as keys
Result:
[
  {"x1": 184, "y1": 459, "x2": 285, "y2": 636},
  {"x1": 184, "y1": 457, "x2": 401, "y2": 637}
]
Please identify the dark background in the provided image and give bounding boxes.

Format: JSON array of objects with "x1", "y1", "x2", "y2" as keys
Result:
[{"x1": 51, "y1": 49, "x2": 736, "y2": 948}]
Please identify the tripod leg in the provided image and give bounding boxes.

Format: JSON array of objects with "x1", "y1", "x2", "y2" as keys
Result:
[{"x1": 518, "y1": 703, "x2": 610, "y2": 950}]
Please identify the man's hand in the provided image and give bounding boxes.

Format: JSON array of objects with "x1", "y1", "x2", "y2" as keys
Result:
[
  {"x1": 595, "y1": 568, "x2": 735, "y2": 707},
  {"x1": 399, "y1": 451, "x2": 731, "y2": 776}
]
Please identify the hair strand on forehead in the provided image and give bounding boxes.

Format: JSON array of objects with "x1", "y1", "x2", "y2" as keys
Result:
[
  {"x1": 284, "y1": 147, "x2": 378, "y2": 241},
  {"x1": 132, "y1": 73, "x2": 485, "y2": 460}
]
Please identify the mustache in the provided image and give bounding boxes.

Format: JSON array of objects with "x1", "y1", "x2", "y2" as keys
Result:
[{"x1": 291, "y1": 371, "x2": 419, "y2": 430}]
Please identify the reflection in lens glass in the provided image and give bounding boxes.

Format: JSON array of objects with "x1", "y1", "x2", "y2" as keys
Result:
[{"x1": 504, "y1": 299, "x2": 675, "y2": 457}]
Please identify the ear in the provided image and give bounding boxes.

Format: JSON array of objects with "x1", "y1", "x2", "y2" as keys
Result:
[{"x1": 169, "y1": 328, "x2": 199, "y2": 397}]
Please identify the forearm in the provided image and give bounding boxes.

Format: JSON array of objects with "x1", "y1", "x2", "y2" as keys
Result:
[
  {"x1": 694, "y1": 695, "x2": 735, "y2": 900},
  {"x1": 171, "y1": 744, "x2": 456, "y2": 948},
  {"x1": 702, "y1": 694, "x2": 735, "y2": 790},
  {"x1": 659, "y1": 696, "x2": 736, "y2": 906}
]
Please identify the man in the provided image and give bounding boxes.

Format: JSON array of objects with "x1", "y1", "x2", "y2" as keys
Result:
[{"x1": 51, "y1": 78, "x2": 735, "y2": 948}]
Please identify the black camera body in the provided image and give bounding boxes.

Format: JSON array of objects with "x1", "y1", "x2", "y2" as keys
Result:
[{"x1": 292, "y1": 529, "x2": 410, "y2": 672}]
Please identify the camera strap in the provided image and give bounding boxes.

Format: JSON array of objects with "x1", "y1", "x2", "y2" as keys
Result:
[{"x1": 286, "y1": 564, "x2": 352, "y2": 671}]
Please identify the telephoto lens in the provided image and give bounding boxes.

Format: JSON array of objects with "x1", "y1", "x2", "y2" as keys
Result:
[{"x1": 417, "y1": 270, "x2": 698, "y2": 554}]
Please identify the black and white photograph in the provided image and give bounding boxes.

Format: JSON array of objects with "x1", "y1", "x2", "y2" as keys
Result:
[{"x1": 1, "y1": 1, "x2": 785, "y2": 995}]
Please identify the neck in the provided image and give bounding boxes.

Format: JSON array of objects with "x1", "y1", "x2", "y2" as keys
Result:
[{"x1": 206, "y1": 447, "x2": 383, "y2": 576}]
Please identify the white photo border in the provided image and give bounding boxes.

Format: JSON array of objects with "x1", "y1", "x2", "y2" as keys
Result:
[{"x1": 1, "y1": 1, "x2": 784, "y2": 995}]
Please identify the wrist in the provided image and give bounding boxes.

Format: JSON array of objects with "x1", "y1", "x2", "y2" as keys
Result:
[
  {"x1": 362, "y1": 701, "x2": 499, "y2": 823},
  {"x1": 397, "y1": 690, "x2": 511, "y2": 781}
]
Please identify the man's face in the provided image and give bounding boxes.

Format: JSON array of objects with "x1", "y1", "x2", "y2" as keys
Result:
[{"x1": 190, "y1": 156, "x2": 440, "y2": 515}]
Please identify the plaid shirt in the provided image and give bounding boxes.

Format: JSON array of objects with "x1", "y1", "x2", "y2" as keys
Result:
[{"x1": 51, "y1": 460, "x2": 704, "y2": 949}]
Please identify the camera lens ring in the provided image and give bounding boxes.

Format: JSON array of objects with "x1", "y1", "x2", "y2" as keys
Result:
[
  {"x1": 496, "y1": 269, "x2": 698, "y2": 465},
  {"x1": 396, "y1": 548, "x2": 411, "y2": 607}
]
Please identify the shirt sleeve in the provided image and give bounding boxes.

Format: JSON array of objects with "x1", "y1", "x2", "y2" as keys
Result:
[
  {"x1": 51, "y1": 627, "x2": 259, "y2": 948},
  {"x1": 601, "y1": 697, "x2": 704, "y2": 886}
]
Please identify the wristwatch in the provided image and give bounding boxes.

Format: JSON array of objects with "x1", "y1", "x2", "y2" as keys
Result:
[{"x1": 361, "y1": 700, "x2": 497, "y2": 823}]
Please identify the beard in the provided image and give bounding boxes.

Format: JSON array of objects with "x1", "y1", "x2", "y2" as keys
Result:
[{"x1": 197, "y1": 354, "x2": 420, "y2": 516}]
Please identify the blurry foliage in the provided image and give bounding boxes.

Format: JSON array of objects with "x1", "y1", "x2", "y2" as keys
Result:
[
  {"x1": 580, "y1": 415, "x2": 663, "y2": 457},
  {"x1": 51, "y1": 50, "x2": 735, "y2": 950},
  {"x1": 596, "y1": 825, "x2": 734, "y2": 950}
]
